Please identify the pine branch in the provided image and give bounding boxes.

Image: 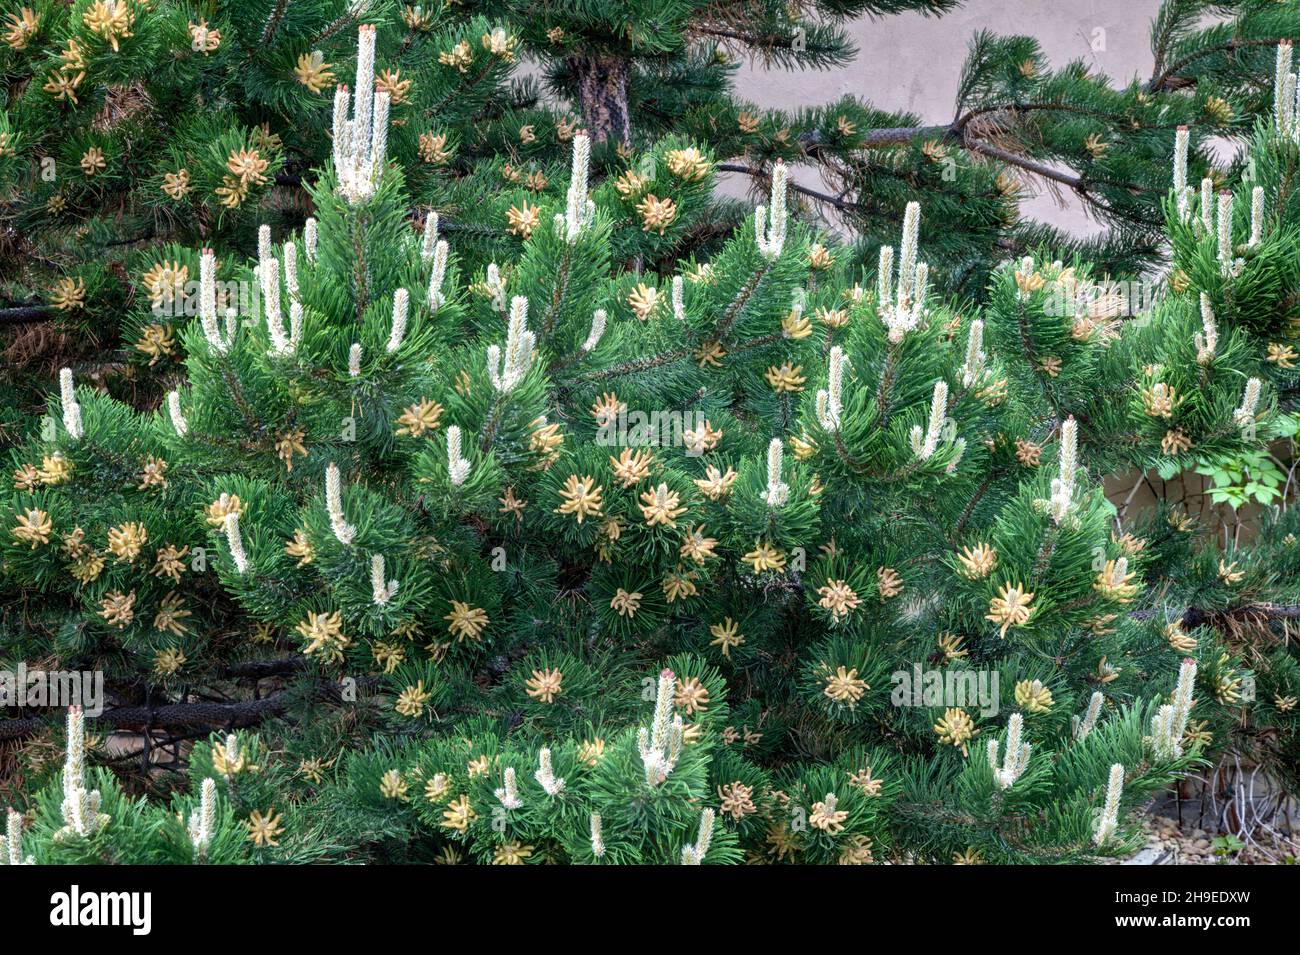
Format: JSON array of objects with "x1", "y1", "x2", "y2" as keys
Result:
[
  {"x1": 716, "y1": 162, "x2": 864, "y2": 212},
  {"x1": 0, "y1": 304, "x2": 53, "y2": 326},
  {"x1": 1131, "y1": 603, "x2": 1300, "y2": 629},
  {"x1": 260, "y1": 0, "x2": 291, "y2": 46},
  {"x1": 1145, "y1": 37, "x2": 1284, "y2": 93},
  {"x1": 0, "y1": 693, "x2": 292, "y2": 741},
  {"x1": 724, "y1": 118, "x2": 1107, "y2": 218},
  {"x1": 0, "y1": 668, "x2": 354, "y2": 741}
]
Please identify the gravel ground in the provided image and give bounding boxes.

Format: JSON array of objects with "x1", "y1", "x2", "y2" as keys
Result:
[{"x1": 1118, "y1": 814, "x2": 1299, "y2": 864}]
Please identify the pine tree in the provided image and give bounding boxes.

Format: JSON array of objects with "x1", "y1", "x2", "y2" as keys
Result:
[
  {"x1": 5, "y1": 2, "x2": 1297, "y2": 432},
  {"x1": 3, "y1": 26, "x2": 1298, "y2": 865}
]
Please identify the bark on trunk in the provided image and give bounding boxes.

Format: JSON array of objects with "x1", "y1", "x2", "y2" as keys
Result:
[
  {"x1": 571, "y1": 55, "x2": 632, "y2": 148},
  {"x1": 0, "y1": 305, "x2": 53, "y2": 326},
  {"x1": 0, "y1": 694, "x2": 292, "y2": 741}
]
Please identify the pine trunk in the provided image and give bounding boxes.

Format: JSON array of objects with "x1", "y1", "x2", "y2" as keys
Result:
[{"x1": 571, "y1": 55, "x2": 632, "y2": 148}]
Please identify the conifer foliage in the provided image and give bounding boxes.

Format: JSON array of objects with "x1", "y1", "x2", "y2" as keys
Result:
[{"x1": 1, "y1": 10, "x2": 1299, "y2": 866}]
